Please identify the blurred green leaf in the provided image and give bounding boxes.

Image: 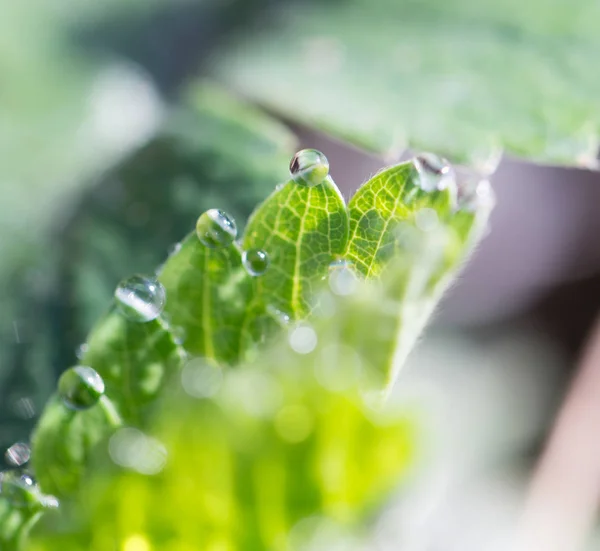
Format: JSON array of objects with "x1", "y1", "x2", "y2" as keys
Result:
[
  {"x1": 27, "y1": 345, "x2": 416, "y2": 550},
  {"x1": 214, "y1": 0, "x2": 600, "y2": 167}
]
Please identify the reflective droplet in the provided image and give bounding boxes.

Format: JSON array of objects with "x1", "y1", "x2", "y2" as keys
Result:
[
  {"x1": 196, "y1": 209, "x2": 237, "y2": 248},
  {"x1": 457, "y1": 175, "x2": 496, "y2": 213},
  {"x1": 288, "y1": 324, "x2": 318, "y2": 354},
  {"x1": 413, "y1": 152, "x2": 456, "y2": 192},
  {"x1": 242, "y1": 249, "x2": 269, "y2": 276},
  {"x1": 58, "y1": 366, "x2": 105, "y2": 410},
  {"x1": 289, "y1": 149, "x2": 329, "y2": 187},
  {"x1": 168, "y1": 242, "x2": 182, "y2": 257},
  {"x1": 275, "y1": 405, "x2": 313, "y2": 443},
  {"x1": 266, "y1": 305, "x2": 291, "y2": 326},
  {"x1": 328, "y1": 259, "x2": 358, "y2": 296},
  {"x1": 115, "y1": 275, "x2": 166, "y2": 322},
  {"x1": 75, "y1": 343, "x2": 89, "y2": 360},
  {"x1": 181, "y1": 359, "x2": 222, "y2": 399},
  {"x1": 5, "y1": 443, "x2": 30, "y2": 467},
  {"x1": 0, "y1": 471, "x2": 37, "y2": 508},
  {"x1": 109, "y1": 428, "x2": 167, "y2": 475}
]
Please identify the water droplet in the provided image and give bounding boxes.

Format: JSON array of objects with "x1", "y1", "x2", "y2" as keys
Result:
[
  {"x1": 5, "y1": 443, "x2": 30, "y2": 467},
  {"x1": 58, "y1": 366, "x2": 105, "y2": 410},
  {"x1": 413, "y1": 153, "x2": 455, "y2": 192},
  {"x1": 275, "y1": 405, "x2": 313, "y2": 443},
  {"x1": 266, "y1": 305, "x2": 291, "y2": 326},
  {"x1": 457, "y1": 175, "x2": 495, "y2": 212},
  {"x1": 109, "y1": 428, "x2": 167, "y2": 475},
  {"x1": 328, "y1": 260, "x2": 358, "y2": 296},
  {"x1": 242, "y1": 249, "x2": 269, "y2": 276},
  {"x1": 75, "y1": 343, "x2": 89, "y2": 360},
  {"x1": 289, "y1": 149, "x2": 329, "y2": 187},
  {"x1": 171, "y1": 326, "x2": 187, "y2": 345},
  {"x1": 168, "y1": 242, "x2": 182, "y2": 257},
  {"x1": 288, "y1": 324, "x2": 318, "y2": 354},
  {"x1": 0, "y1": 471, "x2": 37, "y2": 508},
  {"x1": 414, "y1": 207, "x2": 439, "y2": 232},
  {"x1": 10, "y1": 396, "x2": 35, "y2": 419},
  {"x1": 115, "y1": 275, "x2": 166, "y2": 322},
  {"x1": 196, "y1": 209, "x2": 237, "y2": 248},
  {"x1": 181, "y1": 359, "x2": 222, "y2": 399}
]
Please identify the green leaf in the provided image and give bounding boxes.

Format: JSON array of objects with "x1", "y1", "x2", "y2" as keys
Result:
[
  {"x1": 213, "y1": 0, "x2": 600, "y2": 167},
  {"x1": 27, "y1": 150, "x2": 493, "y2": 550},
  {"x1": 158, "y1": 234, "x2": 253, "y2": 364},
  {"x1": 242, "y1": 175, "x2": 349, "y2": 320},
  {"x1": 29, "y1": 88, "x2": 298, "y2": 501},
  {"x1": 0, "y1": 497, "x2": 42, "y2": 551},
  {"x1": 338, "y1": 159, "x2": 493, "y2": 389}
]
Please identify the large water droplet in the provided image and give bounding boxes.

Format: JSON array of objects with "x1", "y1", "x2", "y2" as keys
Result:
[
  {"x1": 0, "y1": 471, "x2": 37, "y2": 508},
  {"x1": 289, "y1": 149, "x2": 329, "y2": 187},
  {"x1": 242, "y1": 249, "x2": 269, "y2": 276},
  {"x1": 413, "y1": 153, "x2": 455, "y2": 192},
  {"x1": 5, "y1": 443, "x2": 30, "y2": 467},
  {"x1": 196, "y1": 209, "x2": 237, "y2": 248},
  {"x1": 115, "y1": 275, "x2": 166, "y2": 322},
  {"x1": 58, "y1": 366, "x2": 105, "y2": 410}
]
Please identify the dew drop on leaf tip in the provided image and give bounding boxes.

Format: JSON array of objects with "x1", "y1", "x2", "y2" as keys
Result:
[
  {"x1": 413, "y1": 152, "x2": 455, "y2": 193},
  {"x1": 242, "y1": 248, "x2": 269, "y2": 276},
  {"x1": 196, "y1": 208, "x2": 237, "y2": 248},
  {"x1": 115, "y1": 275, "x2": 166, "y2": 323},
  {"x1": 58, "y1": 366, "x2": 105, "y2": 410},
  {"x1": 290, "y1": 149, "x2": 329, "y2": 187}
]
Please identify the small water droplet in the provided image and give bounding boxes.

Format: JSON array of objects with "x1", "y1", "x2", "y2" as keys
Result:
[
  {"x1": 266, "y1": 305, "x2": 291, "y2": 326},
  {"x1": 275, "y1": 182, "x2": 285, "y2": 191},
  {"x1": 181, "y1": 359, "x2": 222, "y2": 399},
  {"x1": 5, "y1": 443, "x2": 30, "y2": 467},
  {"x1": 168, "y1": 242, "x2": 182, "y2": 257},
  {"x1": 242, "y1": 249, "x2": 269, "y2": 276},
  {"x1": 289, "y1": 149, "x2": 329, "y2": 187},
  {"x1": 171, "y1": 326, "x2": 187, "y2": 345},
  {"x1": 196, "y1": 209, "x2": 237, "y2": 248},
  {"x1": 10, "y1": 396, "x2": 35, "y2": 419},
  {"x1": 328, "y1": 260, "x2": 358, "y2": 296},
  {"x1": 288, "y1": 324, "x2": 318, "y2": 354},
  {"x1": 75, "y1": 343, "x2": 89, "y2": 360},
  {"x1": 457, "y1": 176, "x2": 496, "y2": 212},
  {"x1": 413, "y1": 153, "x2": 455, "y2": 192},
  {"x1": 109, "y1": 428, "x2": 167, "y2": 475},
  {"x1": 115, "y1": 275, "x2": 166, "y2": 322},
  {"x1": 0, "y1": 471, "x2": 37, "y2": 508},
  {"x1": 275, "y1": 405, "x2": 313, "y2": 443},
  {"x1": 58, "y1": 366, "x2": 105, "y2": 410}
]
